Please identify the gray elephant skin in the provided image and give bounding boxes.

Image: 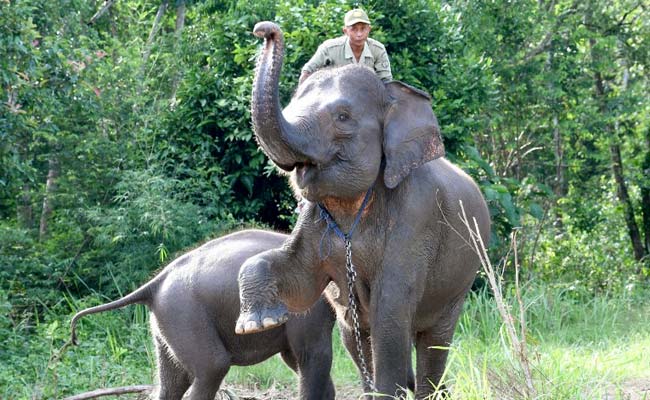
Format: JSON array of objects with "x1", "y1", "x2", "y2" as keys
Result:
[
  {"x1": 236, "y1": 22, "x2": 491, "y2": 399},
  {"x1": 70, "y1": 229, "x2": 336, "y2": 400}
]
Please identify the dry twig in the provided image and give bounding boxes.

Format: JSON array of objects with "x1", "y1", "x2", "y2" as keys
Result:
[{"x1": 456, "y1": 200, "x2": 537, "y2": 398}]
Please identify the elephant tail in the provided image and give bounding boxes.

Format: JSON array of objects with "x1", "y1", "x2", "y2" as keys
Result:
[{"x1": 70, "y1": 273, "x2": 162, "y2": 345}]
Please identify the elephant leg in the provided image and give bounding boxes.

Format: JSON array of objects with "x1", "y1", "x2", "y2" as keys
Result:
[
  {"x1": 414, "y1": 331, "x2": 451, "y2": 399},
  {"x1": 287, "y1": 315, "x2": 336, "y2": 399},
  {"x1": 237, "y1": 246, "x2": 329, "y2": 334},
  {"x1": 414, "y1": 299, "x2": 465, "y2": 399},
  {"x1": 369, "y1": 301, "x2": 412, "y2": 398},
  {"x1": 183, "y1": 372, "x2": 228, "y2": 400},
  {"x1": 158, "y1": 312, "x2": 230, "y2": 400},
  {"x1": 280, "y1": 349, "x2": 299, "y2": 372},
  {"x1": 283, "y1": 347, "x2": 336, "y2": 400},
  {"x1": 290, "y1": 348, "x2": 335, "y2": 400},
  {"x1": 339, "y1": 322, "x2": 375, "y2": 395},
  {"x1": 151, "y1": 334, "x2": 191, "y2": 400},
  {"x1": 364, "y1": 263, "x2": 418, "y2": 398}
]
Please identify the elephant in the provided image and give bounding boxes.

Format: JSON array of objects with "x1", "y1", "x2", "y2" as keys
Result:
[
  {"x1": 70, "y1": 229, "x2": 336, "y2": 400},
  {"x1": 235, "y1": 22, "x2": 491, "y2": 399}
]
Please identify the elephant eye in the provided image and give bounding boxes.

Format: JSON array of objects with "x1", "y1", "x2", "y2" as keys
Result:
[{"x1": 337, "y1": 112, "x2": 350, "y2": 122}]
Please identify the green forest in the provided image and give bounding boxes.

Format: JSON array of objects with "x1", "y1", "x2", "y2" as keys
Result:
[{"x1": 1, "y1": 0, "x2": 649, "y2": 399}]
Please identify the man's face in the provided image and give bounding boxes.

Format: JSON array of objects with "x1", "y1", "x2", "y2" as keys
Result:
[{"x1": 343, "y1": 22, "x2": 371, "y2": 48}]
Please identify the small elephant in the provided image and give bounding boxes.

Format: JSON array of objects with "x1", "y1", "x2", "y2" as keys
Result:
[
  {"x1": 71, "y1": 229, "x2": 336, "y2": 400},
  {"x1": 236, "y1": 22, "x2": 491, "y2": 399}
]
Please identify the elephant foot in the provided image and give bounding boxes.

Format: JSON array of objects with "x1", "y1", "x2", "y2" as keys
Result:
[
  {"x1": 235, "y1": 302, "x2": 289, "y2": 334},
  {"x1": 237, "y1": 255, "x2": 289, "y2": 334}
]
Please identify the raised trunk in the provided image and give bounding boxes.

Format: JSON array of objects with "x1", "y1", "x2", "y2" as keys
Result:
[{"x1": 251, "y1": 22, "x2": 307, "y2": 171}]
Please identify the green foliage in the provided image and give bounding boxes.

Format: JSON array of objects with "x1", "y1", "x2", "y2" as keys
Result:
[
  {"x1": 1, "y1": 1, "x2": 649, "y2": 395},
  {"x1": 0, "y1": 291, "x2": 153, "y2": 399},
  {"x1": 534, "y1": 185, "x2": 643, "y2": 294},
  {"x1": 159, "y1": 3, "x2": 296, "y2": 229}
]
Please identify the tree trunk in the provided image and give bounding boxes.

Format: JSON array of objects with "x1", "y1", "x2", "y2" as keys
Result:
[
  {"x1": 170, "y1": 0, "x2": 186, "y2": 100},
  {"x1": 17, "y1": 183, "x2": 33, "y2": 228},
  {"x1": 590, "y1": 35, "x2": 645, "y2": 261},
  {"x1": 552, "y1": 115, "x2": 566, "y2": 198},
  {"x1": 142, "y1": 0, "x2": 169, "y2": 67},
  {"x1": 175, "y1": 0, "x2": 186, "y2": 34},
  {"x1": 88, "y1": 0, "x2": 116, "y2": 25},
  {"x1": 546, "y1": 42, "x2": 567, "y2": 229},
  {"x1": 641, "y1": 126, "x2": 650, "y2": 255},
  {"x1": 609, "y1": 143, "x2": 645, "y2": 261},
  {"x1": 39, "y1": 158, "x2": 59, "y2": 241},
  {"x1": 552, "y1": 114, "x2": 567, "y2": 229}
]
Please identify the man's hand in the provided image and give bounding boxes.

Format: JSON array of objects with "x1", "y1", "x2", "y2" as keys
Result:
[{"x1": 299, "y1": 71, "x2": 311, "y2": 85}]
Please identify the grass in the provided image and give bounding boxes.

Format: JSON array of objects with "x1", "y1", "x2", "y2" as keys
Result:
[
  {"x1": 1, "y1": 285, "x2": 648, "y2": 399},
  {"x1": 446, "y1": 287, "x2": 650, "y2": 399}
]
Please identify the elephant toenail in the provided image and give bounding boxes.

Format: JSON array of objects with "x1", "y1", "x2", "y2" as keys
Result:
[
  {"x1": 262, "y1": 317, "x2": 276, "y2": 328},
  {"x1": 245, "y1": 320, "x2": 259, "y2": 332}
]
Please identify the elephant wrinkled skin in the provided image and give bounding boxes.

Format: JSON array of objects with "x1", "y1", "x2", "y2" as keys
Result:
[
  {"x1": 71, "y1": 230, "x2": 336, "y2": 400},
  {"x1": 236, "y1": 22, "x2": 491, "y2": 399}
]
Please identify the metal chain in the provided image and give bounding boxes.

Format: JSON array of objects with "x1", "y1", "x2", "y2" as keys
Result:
[{"x1": 345, "y1": 238, "x2": 377, "y2": 392}]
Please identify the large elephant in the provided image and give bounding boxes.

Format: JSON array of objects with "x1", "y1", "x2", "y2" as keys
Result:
[
  {"x1": 70, "y1": 230, "x2": 336, "y2": 400},
  {"x1": 236, "y1": 22, "x2": 490, "y2": 399}
]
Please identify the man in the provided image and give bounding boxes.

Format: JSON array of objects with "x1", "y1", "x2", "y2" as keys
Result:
[{"x1": 299, "y1": 8, "x2": 392, "y2": 85}]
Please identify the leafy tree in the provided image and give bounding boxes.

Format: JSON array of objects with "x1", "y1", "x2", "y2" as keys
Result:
[{"x1": 2, "y1": 0, "x2": 648, "y2": 324}]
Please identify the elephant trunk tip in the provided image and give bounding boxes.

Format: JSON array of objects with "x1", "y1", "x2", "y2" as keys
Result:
[{"x1": 253, "y1": 21, "x2": 281, "y2": 40}]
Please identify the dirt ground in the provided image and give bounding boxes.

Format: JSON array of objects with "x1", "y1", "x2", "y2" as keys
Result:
[
  {"x1": 602, "y1": 378, "x2": 650, "y2": 400},
  {"x1": 117, "y1": 378, "x2": 650, "y2": 399},
  {"x1": 219, "y1": 378, "x2": 650, "y2": 400},
  {"x1": 217, "y1": 382, "x2": 363, "y2": 400}
]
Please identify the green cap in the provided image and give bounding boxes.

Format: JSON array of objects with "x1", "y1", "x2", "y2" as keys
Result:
[{"x1": 344, "y1": 8, "x2": 371, "y2": 26}]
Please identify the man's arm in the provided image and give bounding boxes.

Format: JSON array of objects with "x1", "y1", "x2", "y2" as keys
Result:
[
  {"x1": 374, "y1": 46, "x2": 392, "y2": 82},
  {"x1": 300, "y1": 44, "x2": 329, "y2": 85}
]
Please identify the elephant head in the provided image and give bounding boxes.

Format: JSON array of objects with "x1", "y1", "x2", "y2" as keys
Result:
[{"x1": 251, "y1": 21, "x2": 445, "y2": 203}]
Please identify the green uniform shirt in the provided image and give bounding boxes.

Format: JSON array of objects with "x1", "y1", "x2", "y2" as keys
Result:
[{"x1": 301, "y1": 35, "x2": 392, "y2": 82}]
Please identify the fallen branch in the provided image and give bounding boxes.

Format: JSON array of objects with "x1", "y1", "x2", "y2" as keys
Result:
[{"x1": 62, "y1": 385, "x2": 153, "y2": 400}]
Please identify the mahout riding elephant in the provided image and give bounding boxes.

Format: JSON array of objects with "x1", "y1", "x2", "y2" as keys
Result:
[
  {"x1": 235, "y1": 22, "x2": 491, "y2": 399},
  {"x1": 71, "y1": 229, "x2": 336, "y2": 400}
]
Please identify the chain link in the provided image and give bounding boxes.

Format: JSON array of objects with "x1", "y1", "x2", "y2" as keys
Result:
[{"x1": 345, "y1": 239, "x2": 376, "y2": 392}]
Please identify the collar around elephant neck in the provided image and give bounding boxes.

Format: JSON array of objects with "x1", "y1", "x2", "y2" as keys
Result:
[{"x1": 317, "y1": 186, "x2": 373, "y2": 242}]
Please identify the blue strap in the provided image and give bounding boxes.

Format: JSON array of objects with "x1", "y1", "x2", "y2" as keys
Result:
[{"x1": 317, "y1": 186, "x2": 373, "y2": 258}]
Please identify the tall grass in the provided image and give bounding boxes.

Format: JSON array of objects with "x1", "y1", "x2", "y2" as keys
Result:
[
  {"x1": 1, "y1": 285, "x2": 648, "y2": 399},
  {"x1": 448, "y1": 286, "x2": 649, "y2": 399}
]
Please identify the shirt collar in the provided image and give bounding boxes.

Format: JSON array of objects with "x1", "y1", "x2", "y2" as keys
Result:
[{"x1": 344, "y1": 37, "x2": 372, "y2": 62}]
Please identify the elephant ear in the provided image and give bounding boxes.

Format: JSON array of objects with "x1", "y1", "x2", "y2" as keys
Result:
[{"x1": 383, "y1": 81, "x2": 445, "y2": 189}]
